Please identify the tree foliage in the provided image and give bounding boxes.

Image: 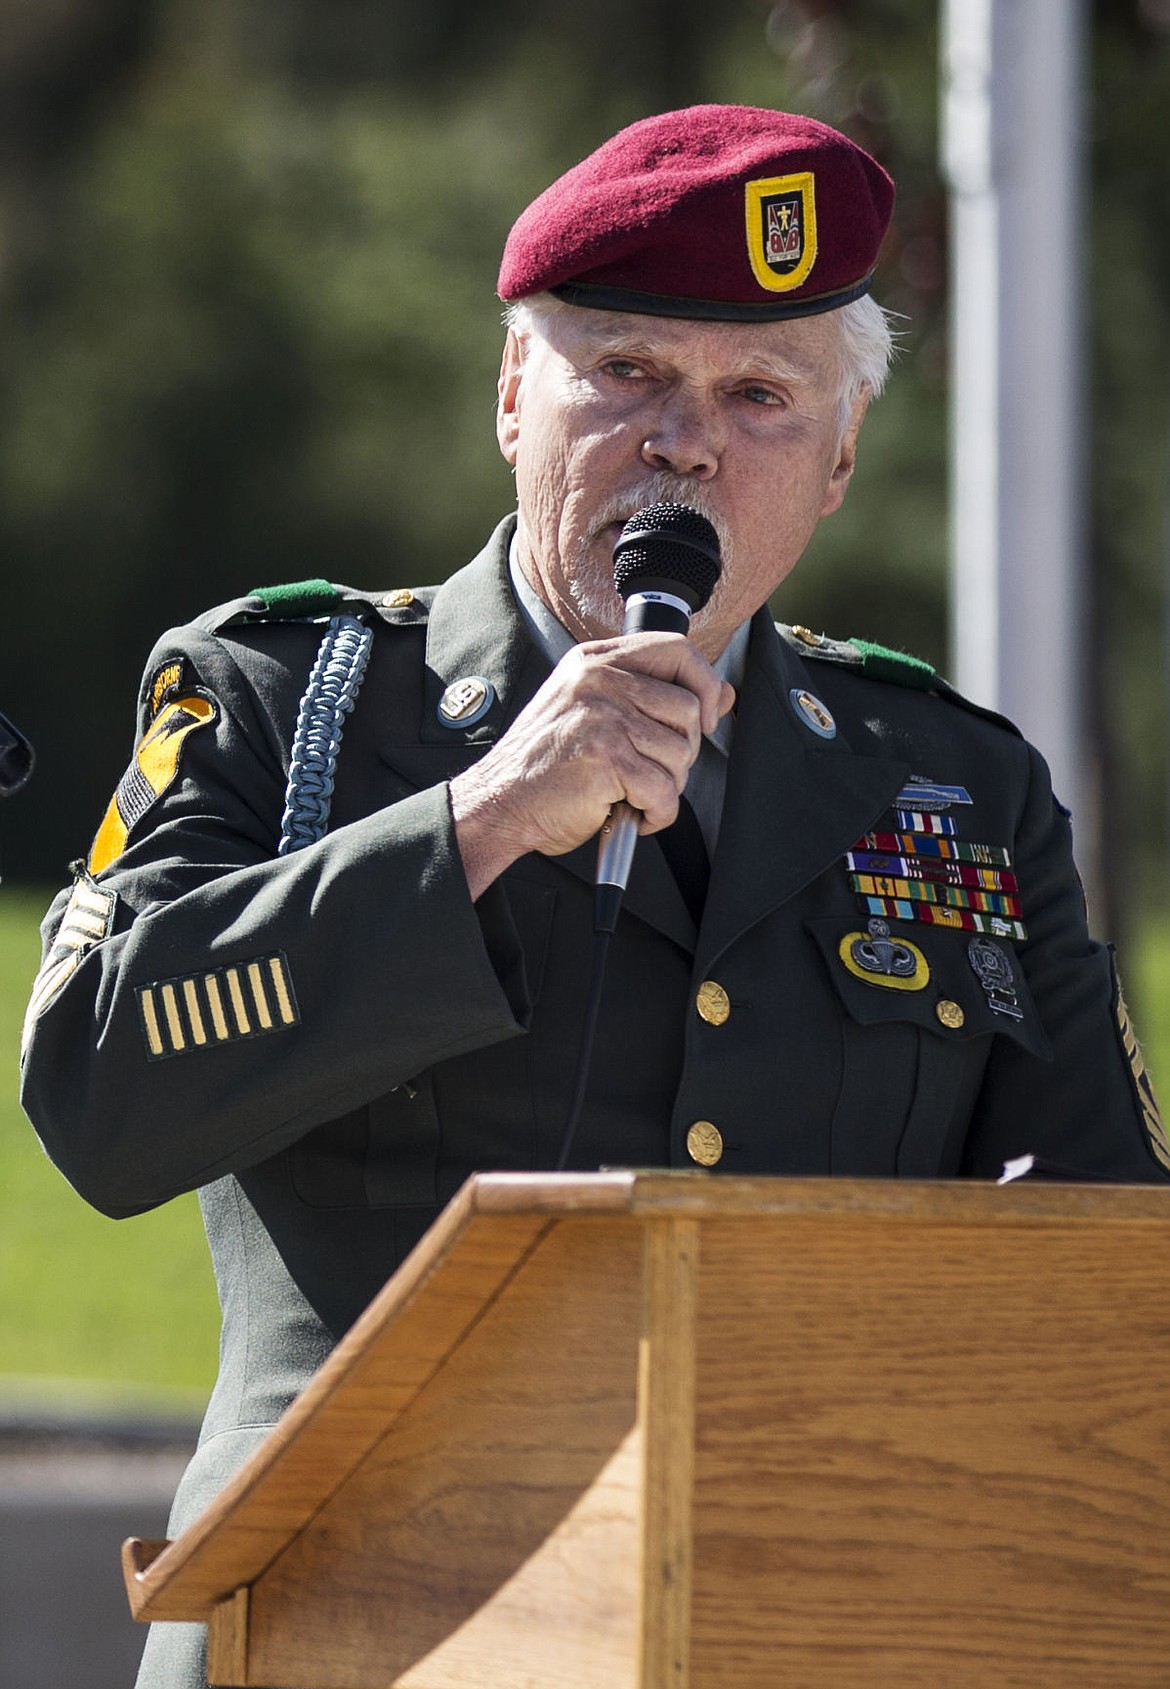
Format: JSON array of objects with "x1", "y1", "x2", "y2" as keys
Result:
[{"x1": 0, "y1": 0, "x2": 1167, "y2": 921}]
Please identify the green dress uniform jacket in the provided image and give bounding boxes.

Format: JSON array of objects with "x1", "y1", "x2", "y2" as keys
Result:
[{"x1": 19, "y1": 516, "x2": 1170, "y2": 1688}]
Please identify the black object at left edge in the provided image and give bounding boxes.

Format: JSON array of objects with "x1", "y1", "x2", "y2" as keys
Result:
[{"x1": 0, "y1": 710, "x2": 35, "y2": 797}]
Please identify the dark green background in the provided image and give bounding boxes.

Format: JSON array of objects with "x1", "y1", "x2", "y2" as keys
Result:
[{"x1": 2, "y1": 1, "x2": 1169, "y2": 952}]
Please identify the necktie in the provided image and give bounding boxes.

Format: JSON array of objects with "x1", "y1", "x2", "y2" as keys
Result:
[{"x1": 657, "y1": 794, "x2": 710, "y2": 926}]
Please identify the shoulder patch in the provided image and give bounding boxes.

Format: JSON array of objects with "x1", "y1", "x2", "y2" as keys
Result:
[
  {"x1": 22, "y1": 871, "x2": 116, "y2": 1055},
  {"x1": 89, "y1": 691, "x2": 218, "y2": 875},
  {"x1": 248, "y1": 578, "x2": 340, "y2": 618}
]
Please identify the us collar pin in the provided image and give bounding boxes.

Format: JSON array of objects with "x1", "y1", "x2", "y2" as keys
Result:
[{"x1": 437, "y1": 675, "x2": 495, "y2": 728}]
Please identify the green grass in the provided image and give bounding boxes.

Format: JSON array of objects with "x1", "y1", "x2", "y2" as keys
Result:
[
  {"x1": 1, "y1": 886, "x2": 219, "y2": 1398},
  {"x1": 4, "y1": 884, "x2": 1170, "y2": 1403},
  {"x1": 1132, "y1": 910, "x2": 1170, "y2": 1102}
]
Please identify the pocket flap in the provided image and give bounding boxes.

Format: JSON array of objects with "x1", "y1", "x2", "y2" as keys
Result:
[{"x1": 806, "y1": 916, "x2": 1052, "y2": 1060}]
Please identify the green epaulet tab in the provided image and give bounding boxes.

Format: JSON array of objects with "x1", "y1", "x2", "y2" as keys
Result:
[
  {"x1": 248, "y1": 578, "x2": 340, "y2": 617},
  {"x1": 847, "y1": 637, "x2": 936, "y2": 691}
]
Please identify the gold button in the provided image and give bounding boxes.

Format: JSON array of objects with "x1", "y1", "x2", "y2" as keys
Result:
[
  {"x1": 686, "y1": 1121, "x2": 723, "y2": 1166},
  {"x1": 696, "y1": 980, "x2": 731, "y2": 1026},
  {"x1": 791, "y1": 624, "x2": 822, "y2": 647},
  {"x1": 936, "y1": 999, "x2": 965, "y2": 1029},
  {"x1": 382, "y1": 588, "x2": 414, "y2": 609}
]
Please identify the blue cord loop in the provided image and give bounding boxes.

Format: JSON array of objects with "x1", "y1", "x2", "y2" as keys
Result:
[{"x1": 278, "y1": 615, "x2": 373, "y2": 855}]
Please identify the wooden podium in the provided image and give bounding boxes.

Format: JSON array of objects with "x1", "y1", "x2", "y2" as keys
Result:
[{"x1": 123, "y1": 1173, "x2": 1170, "y2": 1687}]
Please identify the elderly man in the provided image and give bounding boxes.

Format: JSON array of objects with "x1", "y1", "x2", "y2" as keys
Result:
[{"x1": 20, "y1": 105, "x2": 1170, "y2": 1687}]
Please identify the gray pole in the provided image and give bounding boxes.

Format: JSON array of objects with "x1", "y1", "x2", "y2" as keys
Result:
[{"x1": 941, "y1": 0, "x2": 1098, "y2": 915}]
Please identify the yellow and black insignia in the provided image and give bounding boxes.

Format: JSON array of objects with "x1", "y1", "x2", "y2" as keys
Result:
[
  {"x1": 147, "y1": 660, "x2": 186, "y2": 719},
  {"x1": 89, "y1": 692, "x2": 217, "y2": 875},
  {"x1": 137, "y1": 952, "x2": 300, "y2": 1060},
  {"x1": 21, "y1": 873, "x2": 116, "y2": 1055},
  {"x1": 1115, "y1": 982, "x2": 1170, "y2": 1173},
  {"x1": 745, "y1": 172, "x2": 818, "y2": 294}
]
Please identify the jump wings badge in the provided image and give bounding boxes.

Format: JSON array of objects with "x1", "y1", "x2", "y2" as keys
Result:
[
  {"x1": 839, "y1": 919, "x2": 929, "y2": 993},
  {"x1": 745, "y1": 173, "x2": 818, "y2": 294}
]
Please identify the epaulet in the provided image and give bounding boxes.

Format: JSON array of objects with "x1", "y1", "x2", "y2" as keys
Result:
[
  {"x1": 778, "y1": 622, "x2": 1024, "y2": 737},
  {"x1": 778, "y1": 623, "x2": 936, "y2": 690},
  {"x1": 196, "y1": 580, "x2": 432, "y2": 634}
]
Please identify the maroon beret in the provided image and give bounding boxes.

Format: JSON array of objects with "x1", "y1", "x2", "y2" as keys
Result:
[{"x1": 498, "y1": 104, "x2": 894, "y2": 322}]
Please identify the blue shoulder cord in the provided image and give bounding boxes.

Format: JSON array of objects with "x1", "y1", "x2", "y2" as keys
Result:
[{"x1": 278, "y1": 615, "x2": 373, "y2": 855}]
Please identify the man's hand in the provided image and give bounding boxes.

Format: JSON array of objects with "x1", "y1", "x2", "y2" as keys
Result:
[{"x1": 449, "y1": 633, "x2": 735, "y2": 901}]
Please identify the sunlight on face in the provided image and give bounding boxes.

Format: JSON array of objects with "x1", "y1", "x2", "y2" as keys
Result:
[{"x1": 497, "y1": 304, "x2": 869, "y2": 657}]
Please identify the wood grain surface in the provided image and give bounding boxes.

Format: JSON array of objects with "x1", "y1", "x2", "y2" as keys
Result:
[
  {"x1": 689, "y1": 1212, "x2": 1170, "y2": 1687},
  {"x1": 121, "y1": 1174, "x2": 1170, "y2": 1686},
  {"x1": 638, "y1": 1217, "x2": 698, "y2": 1689},
  {"x1": 244, "y1": 1215, "x2": 644, "y2": 1688}
]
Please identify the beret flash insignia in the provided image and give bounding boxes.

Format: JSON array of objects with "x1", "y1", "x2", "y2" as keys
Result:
[{"x1": 745, "y1": 173, "x2": 818, "y2": 293}]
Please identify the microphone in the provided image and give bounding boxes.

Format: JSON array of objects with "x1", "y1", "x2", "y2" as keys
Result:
[{"x1": 594, "y1": 502, "x2": 722, "y2": 933}]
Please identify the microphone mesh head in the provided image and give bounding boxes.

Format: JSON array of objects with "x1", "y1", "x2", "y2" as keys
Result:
[{"x1": 612, "y1": 502, "x2": 722, "y2": 612}]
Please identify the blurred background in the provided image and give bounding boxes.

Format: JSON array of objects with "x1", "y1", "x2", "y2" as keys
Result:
[{"x1": 1, "y1": 1, "x2": 1169, "y2": 1681}]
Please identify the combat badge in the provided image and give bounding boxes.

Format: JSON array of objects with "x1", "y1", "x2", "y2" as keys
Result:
[
  {"x1": 895, "y1": 778, "x2": 973, "y2": 812},
  {"x1": 21, "y1": 872, "x2": 116, "y2": 1055},
  {"x1": 839, "y1": 919, "x2": 929, "y2": 992},
  {"x1": 89, "y1": 692, "x2": 218, "y2": 874}
]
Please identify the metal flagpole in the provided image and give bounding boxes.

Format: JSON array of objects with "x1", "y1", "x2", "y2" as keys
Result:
[{"x1": 941, "y1": 0, "x2": 1099, "y2": 918}]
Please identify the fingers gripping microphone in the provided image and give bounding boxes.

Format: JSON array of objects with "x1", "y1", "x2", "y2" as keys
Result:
[{"x1": 594, "y1": 502, "x2": 722, "y2": 934}]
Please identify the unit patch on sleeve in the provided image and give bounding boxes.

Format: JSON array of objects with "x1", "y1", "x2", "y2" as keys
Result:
[
  {"x1": 89, "y1": 692, "x2": 218, "y2": 875},
  {"x1": 137, "y1": 952, "x2": 300, "y2": 1060},
  {"x1": 1114, "y1": 980, "x2": 1170, "y2": 1173},
  {"x1": 21, "y1": 873, "x2": 116, "y2": 1055}
]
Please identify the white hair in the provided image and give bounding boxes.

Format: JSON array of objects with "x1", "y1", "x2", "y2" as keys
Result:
[{"x1": 502, "y1": 290, "x2": 896, "y2": 435}]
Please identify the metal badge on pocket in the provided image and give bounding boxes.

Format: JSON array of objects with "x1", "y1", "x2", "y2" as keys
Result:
[{"x1": 839, "y1": 919, "x2": 930, "y2": 992}]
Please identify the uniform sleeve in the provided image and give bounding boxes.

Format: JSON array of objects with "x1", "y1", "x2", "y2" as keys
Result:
[
  {"x1": 19, "y1": 625, "x2": 530, "y2": 1217},
  {"x1": 960, "y1": 739, "x2": 1170, "y2": 1182}
]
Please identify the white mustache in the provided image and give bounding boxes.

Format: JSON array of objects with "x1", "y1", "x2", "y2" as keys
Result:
[{"x1": 589, "y1": 477, "x2": 732, "y2": 562}]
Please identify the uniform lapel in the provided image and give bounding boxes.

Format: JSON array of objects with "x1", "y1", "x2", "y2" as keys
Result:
[
  {"x1": 698, "y1": 614, "x2": 909, "y2": 968},
  {"x1": 377, "y1": 518, "x2": 548, "y2": 789}
]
